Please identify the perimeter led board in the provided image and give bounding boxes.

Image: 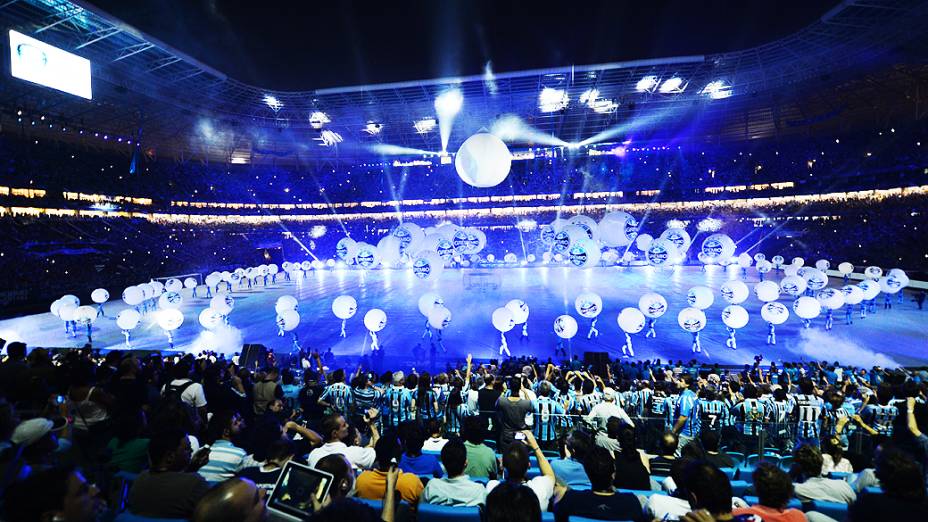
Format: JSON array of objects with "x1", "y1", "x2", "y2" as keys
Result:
[{"x1": 9, "y1": 30, "x2": 92, "y2": 100}]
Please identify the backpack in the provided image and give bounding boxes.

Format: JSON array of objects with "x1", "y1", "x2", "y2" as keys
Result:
[{"x1": 163, "y1": 380, "x2": 197, "y2": 414}]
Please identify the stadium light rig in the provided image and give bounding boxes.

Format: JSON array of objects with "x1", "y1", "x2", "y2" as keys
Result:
[
  {"x1": 658, "y1": 77, "x2": 687, "y2": 94},
  {"x1": 363, "y1": 121, "x2": 383, "y2": 135},
  {"x1": 309, "y1": 111, "x2": 330, "y2": 129},
  {"x1": 538, "y1": 87, "x2": 569, "y2": 113},
  {"x1": 635, "y1": 75, "x2": 660, "y2": 93},
  {"x1": 700, "y1": 80, "x2": 732, "y2": 100},
  {"x1": 413, "y1": 117, "x2": 437, "y2": 134},
  {"x1": 316, "y1": 130, "x2": 343, "y2": 146},
  {"x1": 579, "y1": 88, "x2": 618, "y2": 114},
  {"x1": 263, "y1": 94, "x2": 283, "y2": 112}
]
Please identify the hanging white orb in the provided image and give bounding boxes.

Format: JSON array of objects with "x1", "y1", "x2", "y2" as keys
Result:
[{"x1": 454, "y1": 133, "x2": 513, "y2": 188}]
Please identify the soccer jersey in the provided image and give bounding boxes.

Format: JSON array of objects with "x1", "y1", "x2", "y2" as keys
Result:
[
  {"x1": 793, "y1": 394, "x2": 825, "y2": 440},
  {"x1": 445, "y1": 402, "x2": 473, "y2": 435},
  {"x1": 415, "y1": 389, "x2": 441, "y2": 421},
  {"x1": 635, "y1": 388, "x2": 654, "y2": 418},
  {"x1": 733, "y1": 398, "x2": 767, "y2": 436},
  {"x1": 698, "y1": 399, "x2": 729, "y2": 433},
  {"x1": 675, "y1": 390, "x2": 700, "y2": 437},
  {"x1": 352, "y1": 386, "x2": 381, "y2": 414},
  {"x1": 533, "y1": 396, "x2": 565, "y2": 442},
  {"x1": 862, "y1": 403, "x2": 898, "y2": 436},
  {"x1": 577, "y1": 392, "x2": 603, "y2": 415},
  {"x1": 381, "y1": 385, "x2": 413, "y2": 428},
  {"x1": 320, "y1": 382, "x2": 353, "y2": 415}
]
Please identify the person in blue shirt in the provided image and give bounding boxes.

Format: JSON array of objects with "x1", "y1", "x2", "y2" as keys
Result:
[
  {"x1": 532, "y1": 382, "x2": 565, "y2": 450},
  {"x1": 671, "y1": 376, "x2": 700, "y2": 455},
  {"x1": 414, "y1": 373, "x2": 440, "y2": 422},
  {"x1": 318, "y1": 369, "x2": 353, "y2": 417},
  {"x1": 549, "y1": 430, "x2": 593, "y2": 488},
  {"x1": 398, "y1": 422, "x2": 444, "y2": 478},
  {"x1": 381, "y1": 372, "x2": 413, "y2": 430}
]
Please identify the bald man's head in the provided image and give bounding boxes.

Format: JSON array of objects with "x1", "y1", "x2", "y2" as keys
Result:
[{"x1": 193, "y1": 478, "x2": 267, "y2": 522}]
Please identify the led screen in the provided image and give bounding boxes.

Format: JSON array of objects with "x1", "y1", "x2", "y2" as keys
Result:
[{"x1": 9, "y1": 30, "x2": 92, "y2": 100}]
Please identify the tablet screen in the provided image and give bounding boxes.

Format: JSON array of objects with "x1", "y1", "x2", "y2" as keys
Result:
[{"x1": 267, "y1": 461, "x2": 334, "y2": 519}]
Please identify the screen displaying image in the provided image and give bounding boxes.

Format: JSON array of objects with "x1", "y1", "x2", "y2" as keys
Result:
[
  {"x1": 267, "y1": 462, "x2": 332, "y2": 519},
  {"x1": 9, "y1": 29, "x2": 92, "y2": 100}
]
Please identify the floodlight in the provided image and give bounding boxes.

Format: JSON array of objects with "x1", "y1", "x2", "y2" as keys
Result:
[
  {"x1": 697, "y1": 217, "x2": 723, "y2": 232},
  {"x1": 635, "y1": 75, "x2": 659, "y2": 93},
  {"x1": 413, "y1": 117, "x2": 437, "y2": 134},
  {"x1": 579, "y1": 88, "x2": 618, "y2": 113},
  {"x1": 666, "y1": 219, "x2": 686, "y2": 229},
  {"x1": 309, "y1": 111, "x2": 330, "y2": 129},
  {"x1": 701, "y1": 80, "x2": 732, "y2": 99},
  {"x1": 263, "y1": 94, "x2": 283, "y2": 111},
  {"x1": 363, "y1": 121, "x2": 383, "y2": 135},
  {"x1": 316, "y1": 130, "x2": 343, "y2": 146},
  {"x1": 538, "y1": 87, "x2": 569, "y2": 113},
  {"x1": 658, "y1": 77, "x2": 687, "y2": 94},
  {"x1": 434, "y1": 88, "x2": 463, "y2": 117}
]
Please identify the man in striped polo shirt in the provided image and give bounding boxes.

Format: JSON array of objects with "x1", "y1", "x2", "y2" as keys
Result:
[{"x1": 199, "y1": 410, "x2": 249, "y2": 484}]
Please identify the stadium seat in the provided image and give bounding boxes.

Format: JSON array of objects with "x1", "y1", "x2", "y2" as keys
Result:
[
  {"x1": 719, "y1": 467, "x2": 737, "y2": 480},
  {"x1": 422, "y1": 449, "x2": 441, "y2": 456},
  {"x1": 114, "y1": 513, "x2": 188, "y2": 522},
  {"x1": 354, "y1": 497, "x2": 383, "y2": 510},
  {"x1": 803, "y1": 500, "x2": 849, "y2": 521},
  {"x1": 828, "y1": 472, "x2": 851, "y2": 481},
  {"x1": 725, "y1": 452, "x2": 745, "y2": 466},
  {"x1": 483, "y1": 439, "x2": 497, "y2": 451},
  {"x1": 745, "y1": 453, "x2": 780, "y2": 467},
  {"x1": 743, "y1": 496, "x2": 802, "y2": 510},
  {"x1": 778, "y1": 456, "x2": 793, "y2": 471},
  {"x1": 418, "y1": 503, "x2": 482, "y2": 522},
  {"x1": 617, "y1": 489, "x2": 662, "y2": 497},
  {"x1": 730, "y1": 480, "x2": 750, "y2": 498},
  {"x1": 542, "y1": 512, "x2": 555, "y2": 522},
  {"x1": 863, "y1": 486, "x2": 883, "y2": 495}
]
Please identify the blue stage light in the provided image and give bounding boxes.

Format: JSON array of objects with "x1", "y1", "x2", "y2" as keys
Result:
[
  {"x1": 635, "y1": 75, "x2": 659, "y2": 93},
  {"x1": 538, "y1": 87, "x2": 569, "y2": 113},
  {"x1": 434, "y1": 88, "x2": 463, "y2": 118},
  {"x1": 309, "y1": 111, "x2": 330, "y2": 129},
  {"x1": 658, "y1": 77, "x2": 687, "y2": 94},
  {"x1": 701, "y1": 80, "x2": 732, "y2": 99},
  {"x1": 263, "y1": 94, "x2": 283, "y2": 111}
]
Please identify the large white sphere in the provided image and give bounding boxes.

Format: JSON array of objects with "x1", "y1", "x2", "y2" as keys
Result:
[
  {"x1": 276, "y1": 309, "x2": 300, "y2": 332},
  {"x1": 575, "y1": 292, "x2": 603, "y2": 318},
  {"x1": 74, "y1": 305, "x2": 97, "y2": 324},
  {"x1": 210, "y1": 295, "x2": 234, "y2": 315},
  {"x1": 58, "y1": 303, "x2": 77, "y2": 322},
  {"x1": 183, "y1": 277, "x2": 198, "y2": 289},
  {"x1": 864, "y1": 266, "x2": 883, "y2": 280},
  {"x1": 700, "y1": 234, "x2": 736, "y2": 262},
  {"x1": 336, "y1": 237, "x2": 359, "y2": 261},
  {"x1": 363, "y1": 309, "x2": 387, "y2": 332},
  {"x1": 677, "y1": 307, "x2": 707, "y2": 332},
  {"x1": 858, "y1": 280, "x2": 881, "y2": 300},
  {"x1": 354, "y1": 242, "x2": 381, "y2": 269},
  {"x1": 205, "y1": 273, "x2": 222, "y2": 287},
  {"x1": 756, "y1": 260, "x2": 773, "y2": 274},
  {"x1": 60, "y1": 294, "x2": 80, "y2": 307},
  {"x1": 635, "y1": 233, "x2": 654, "y2": 251},
  {"x1": 721, "y1": 305, "x2": 749, "y2": 329},
  {"x1": 91, "y1": 288, "x2": 109, "y2": 304},
  {"x1": 418, "y1": 293, "x2": 444, "y2": 317},
  {"x1": 157, "y1": 308, "x2": 184, "y2": 331},
  {"x1": 792, "y1": 257, "x2": 805, "y2": 268},
  {"x1": 804, "y1": 269, "x2": 829, "y2": 291},
  {"x1": 815, "y1": 288, "x2": 845, "y2": 310},
  {"x1": 737, "y1": 253, "x2": 753, "y2": 268},
  {"x1": 841, "y1": 285, "x2": 865, "y2": 305},
  {"x1": 838, "y1": 262, "x2": 855, "y2": 275},
  {"x1": 116, "y1": 309, "x2": 141, "y2": 330},
  {"x1": 686, "y1": 286, "x2": 714, "y2": 310},
  {"x1": 761, "y1": 302, "x2": 790, "y2": 325},
  {"x1": 158, "y1": 291, "x2": 183, "y2": 310},
  {"x1": 568, "y1": 239, "x2": 601, "y2": 268},
  {"x1": 646, "y1": 238, "x2": 675, "y2": 266},
  {"x1": 599, "y1": 212, "x2": 638, "y2": 247},
  {"x1": 454, "y1": 133, "x2": 512, "y2": 188},
  {"x1": 567, "y1": 215, "x2": 599, "y2": 242},
  {"x1": 815, "y1": 259, "x2": 831, "y2": 271},
  {"x1": 428, "y1": 306, "x2": 452, "y2": 330},
  {"x1": 122, "y1": 286, "x2": 143, "y2": 306},
  {"x1": 638, "y1": 293, "x2": 668, "y2": 318},
  {"x1": 879, "y1": 276, "x2": 904, "y2": 295},
  {"x1": 720, "y1": 280, "x2": 749, "y2": 304},
  {"x1": 553, "y1": 315, "x2": 578, "y2": 339},
  {"x1": 793, "y1": 296, "x2": 821, "y2": 320},
  {"x1": 50, "y1": 299, "x2": 64, "y2": 318},
  {"x1": 164, "y1": 278, "x2": 183, "y2": 293},
  {"x1": 661, "y1": 228, "x2": 692, "y2": 254},
  {"x1": 332, "y1": 295, "x2": 358, "y2": 320},
  {"x1": 754, "y1": 281, "x2": 781, "y2": 303},
  {"x1": 505, "y1": 299, "x2": 530, "y2": 324},
  {"x1": 779, "y1": 276, "x2": 807, "y2": 297},
  {"x1": 492, "y1": 307, "x2": 515, "y2": 333},
  {"x1": 199, "y1": 308, "x2": 224, "y2": 330},
  {"x1": 276, "y1": 295, "x2": 299, "y2": 315},
  {"x1": 617, "y1": 308, "x2": 646, "y2": 334}
]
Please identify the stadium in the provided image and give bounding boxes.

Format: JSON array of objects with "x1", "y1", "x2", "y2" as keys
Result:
[{"x1": 0, "y1": 1, "x2": 927, "y2": 521}]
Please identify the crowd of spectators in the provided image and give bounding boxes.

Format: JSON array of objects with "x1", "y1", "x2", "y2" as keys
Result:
[{"x1": 0, "y1": 337, "x2": 926, "y2": 522}]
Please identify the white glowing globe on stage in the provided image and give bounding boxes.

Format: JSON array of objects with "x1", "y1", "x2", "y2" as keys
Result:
[
  {"x1": 617, "y1": 308, "x2": 646, "y2": 334},
  {"x1": 720, "y1": 280, "x2": 749, "y2": 304},
  {"x1": 427, "y1": 306, "x2": 452, "y2": 330},
  {"x1": 505, "y1": 299, "x2": 530, "y2": 324},
  {"x1": 454, "y1": 133, "x2": 512, "y2": 188},
  {"x1": 721, "y1": 305, "x2": 749, "y2": 329},
  {"x1": 677, "y1": 307, "x2": 707, "y2": 332},
  {"x1": 816, "y1": 288, "x2": 845, "y2": 310},
  {"x1": 276, "y1": 309, "x2": 300, "y2": 332},
  {"x1": 553, "y1": 315, "x2": 578, "y2": 339},
  {"x1": 116, "y1": 309, "x2": 141, "y2": 330},
  {"x1": 492, "y1": 307, "x2": 515, "y2": 333},
  {"x1": 157, "y1": 308, "x2": 184, "y2": 331},
  {"x1": 761, "y1": 302, "x2": 790, "y2": 325},
  {"x1": 793, "y1": 296, "x2": 821, "y2": 320},
  {"x1": 364, "y1": 309, "x2": 387, "y2": 332},
  {"x1": 91, "y1": 288, "x2": 109, "y2": 304},
  {"x1": 332, "y1": 295, "x2": 358, "y2": 320}
]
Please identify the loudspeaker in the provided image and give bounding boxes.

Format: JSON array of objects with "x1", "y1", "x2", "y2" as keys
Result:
[
  {"x1": 583, "y1": 351, "x2": 610, "y2": 375},
  {"x1": 240, "y1": 343, "x2": 268, "y2": 369}
]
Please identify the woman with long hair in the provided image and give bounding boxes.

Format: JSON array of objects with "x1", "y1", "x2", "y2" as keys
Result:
[{"x1": 415, "y1": 373, "x2": 439, "y2": 423}]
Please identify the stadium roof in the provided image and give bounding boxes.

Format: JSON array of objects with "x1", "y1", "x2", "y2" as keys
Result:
[{"x1": 1, "y1": 0, "x2": 927, "y2": 164}]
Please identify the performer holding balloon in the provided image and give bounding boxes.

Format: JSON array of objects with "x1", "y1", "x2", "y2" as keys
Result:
[
  {"x1": 617, "y1": 308, "x2": 645, "y2": 357},
  {"x1": 678, "y1": 307, "x2": 707, "y2": 354},
  {"x1": 575, "y1": 292, "x2": 603, "y2": 339},
  {"x1": 638, "y1": 293, "x2": 667, "y2": 339},
  {"x1": 553, "y1": 315, "x2": 578, "y2": 358},
  {"x1": 492, "y1": 307, "x2": 515, "y2": 357},
  {"x1": 363, "y1": 309, "x2": 387, "y2": 353},
  {"x1": 332, "y1": 295, "x2": 358, "y2": 338}
]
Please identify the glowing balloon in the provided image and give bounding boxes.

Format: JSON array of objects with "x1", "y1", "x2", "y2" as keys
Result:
[
  {"x1": 858, "y1": 280, "x2": 880, "y2": 300},
  {"x1": 503, "y1": 252, "x2": 518, "y2": 264},
  {"x1": 164, "y1": 278, "x2": 183, "y2": 293},
  {"x1": 816, "y1": 288, "x2": 845, "y2": 310},
  {"x1": 661, "y1": 228, "x2": 692, "y2": 254},
  {"x1": 275, "y1": 296, "x2": 299, "y2": 315},
  {"x1": 505, "y1": 299, "x2": 530, "y2": 324},
  {"x1": 58, "y1": 303, "x2": 77, "y2": 322},
  {"x1": 158, "y1": 291, "x2": 183, "y2": 310},
  {"x1": 756, "y1": 260, "x2": 773, "y2": 274},
  {"x1": 721, "y1": 305, "x2": 749, "y2": 329},
  {"x1": 122, "y1": 286, "x2": 143, "y2": 306},
  {"x1": 646, "y1": 238, "x2": 675, "y2": 267},
  {"x1": 199, "y1": 308, "x2": 223, "y2": 330},
  {"x1": 686, "y1": 286, "x2": 714, "y2": 310},
  {"x1": 760, "y1": 302, "x2": 789, "y2": 325},
  {"x1": 599, "y1": 211, "x2": 638, "y2": 247},
  {"x1": 418, "y1": 293, "x2": 444, "y2": 317},
  {"x1": 815, "y1": 259, "x2": 830, "y2": 271},
  {"x1": 60, "y1": 294, "x2": 80, "y2": 307},
  {"x1": 336, "y1": 237, "x2": 359, "y2": 261},
  {"x1": 183, "y1": 277, "x2": 198, "y2": 289},
  {"x1": 74, "y1": 305, "x2": 97, "y2": 324},
  {"x1": 91, "y1": 288, "x2": 109, "y2": 304},
  {"x1": 617, "y1": 308, "x2": 646, "y2": 334},
  {"x1": 575, "y1": 292, "x2": 603, "y2": 318},
  {"x1": 754, "y1": 281, "x2": 781, "y2": 303},
  {"x1": 638, "y1": 293, "x2": 668, "y2": 318},
  {"x1": 635, "y1": 233, "x2": 654, "y2": 251},
  {"x1": 210, "y1": 294, "x2": 234, "y2": 315},
  {"x1": 793, "y1": 296, "x2": 821, "y2": 320},
  {"x1": 276, "y1": 309, "x2": 300, "y2": 332},
  {"x1": 363, "y1": 309, "x2": 387, "y2": 332},
  {"x1": 568, "y1": 239, "x2": 601, "y2": 268},
  {"x1": 157, "y1": 308, "x2": 184, "y2": 331},
  {"x1": 720, "y1": 280, "x2": 749, "y2": 304},
  {"x1": 700, "y1": 234, "x2": 736, "y2": 263},
  {"x1": 376, "y1": 235, "x2": 403, "y2": 266},
  {"x1": 753, "y1": 253, "x2": 766, "y2": 263},
  {"x1": 354, "y1": 242, "x2": 381, "y2": 269},
  {"x1": 412, "y1": 250, "x2": 443, "y2": 280},
  {"x1": 116, "y1": 309, "x2": 141, "y2": 330},
  {"x1": 553, "y1": 315, "x2": 578, "y2": 339},
  {"x1": 492, "y1": 307, "x2": 515, "y2": 333},
  {"x1": 864, "y1": 266, "x2": 883, "y2": 279},
  {"x1": 779, "y1": 276, "x2": 807, "y2": 297},
  {"x1": 332, "y1": 295, "x2": 358, "y2": 320},
  {"x1": 804, "y1": 269, "x2": 829, "y2": 291},
  {"x1": 50, "y1": 299, "x2": 64, "y2": 318},
  {"x1": 841, "y1": 285, "x2": 864, "y2": 305},
  {"x1": 553, "y1": 225, "x2": 586, "y2": 255},
  {"x1": 737, "y1": 253, "x2": 753, "y2": 268},
  {"x1": 792, "y1": 257, "x2": 805, "y2": 267},
  {"x1": 428, "y1": 306, "x2": 452, "y2": 330},
  {"x1": 454, "y1": 133, "x2": 513, "y2": 188},
  {"x1": 677, "y1": 307, "x2": 707, "y2": 332},
  {"x1": 838, "y1": 262, "x2": 854, "y2": 275},
  {"x1": 567, "y1": 215, "x2": 599, "y2": 242},
  {"x1": 772, "y1": 255, "x2": 785, "y2": 268},
  {"x1": 880, "y1": 276, "x2": 903, "y2": 295}
]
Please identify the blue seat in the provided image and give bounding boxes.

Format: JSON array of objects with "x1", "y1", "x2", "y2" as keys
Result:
[
  {"x1": 571, "y1": 518, "x2": 634, "y2": 522},
  {"x1": 743, "y1": 496, "x2": 802, "y2": 510},
  {"x1": 745, "y1": 453, "x2": 780, "y2": 467},
  {"x1": 804, "y1": 500, "x2": 849, "y2": 521},
  {"x1": 778, "y1": 456, "x2": 794, "y2": 471},
  {"x1": 114, "y1": 513, "x2": 188, "y2": 522},
  {"x1": 828, "y1": 472, "x2": 851, "y2": 481},
  {"x1": 542, "y1": 513, "x2": 555, "y2": 522},
  {"x1": 719, "y1": 467, "x2": 737, "y2": 480},
  {"x1": 354, "y1": 497, "x2": 383, "y2": 510},
  {"x1": 730, "y1": 480, "x2": 750, "y2": 498},
  {"x1": 618, "y1": 489, "x2": 662, "y2": 497},
  {"x1": 863, "y1": 486, "x2": 883, "y2": 495},
  {"x1": 419, "y1": 503, "x2": 482, "y2": 522},
  {"x1": 725, "y1": 452, "x2": 745, "y2": 466}
]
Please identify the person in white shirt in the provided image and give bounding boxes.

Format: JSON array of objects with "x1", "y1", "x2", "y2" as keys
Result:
[
  {"x1": 791, "y1": 444, "x2": 857, "y2": 504},
  {"x1": 486, "y1": 431, "x2": 558, "y2": 512},
  {"x1": 584, "y1": 388, "x2": 635, "y2": 432},
  {"x1": 422, "y1": 419, "x2": 449, "y2": 453},
  {"x1": 307, "y1": 412, "x2": 379, "y2": 470},
  {"x1": 161, "y1": 363, "x2": 208, "y2": 411},
  {"x1": 423, "y1": 439, "x2": 487, "y2": 506}
]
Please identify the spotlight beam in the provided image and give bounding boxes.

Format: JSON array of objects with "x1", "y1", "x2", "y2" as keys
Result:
[
  {"x1": 490, "y1": 114, "x2": 568, "y2": 147},
  {"x1": 577, "y1": 107, "x2": 677, "y2": 147}
]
